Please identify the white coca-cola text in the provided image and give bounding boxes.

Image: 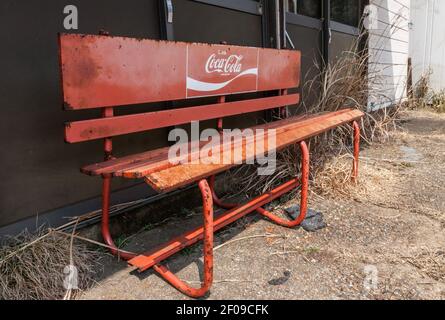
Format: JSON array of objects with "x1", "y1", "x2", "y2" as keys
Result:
[{"x1": 205, "y1": 54, "x2": 243, "y2": 74}]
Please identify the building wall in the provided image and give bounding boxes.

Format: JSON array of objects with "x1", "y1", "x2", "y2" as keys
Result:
[
  {"x1": 410, "y1": 0, "x2": 445, "y2": 93},
  {"x1": 368, "y1": 0, "x2": 410, "y2": 110},
  {"x1": 0, "y1": 0, "x2": 162, "y2": 228}
]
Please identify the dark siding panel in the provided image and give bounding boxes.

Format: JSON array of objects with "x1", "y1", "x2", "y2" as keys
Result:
[
  {"x1": 286, "y1": 24, "x2": 322, "y2": 113},
  {"x1": 173, "y1": 0, "x2": 263, "y2": 46},
  {"x1": 0, "y1": 0, "x2": 160, "y2": 227},
  {"x1": 330, "y1": 31, "x2": 357, "y2": 62}
]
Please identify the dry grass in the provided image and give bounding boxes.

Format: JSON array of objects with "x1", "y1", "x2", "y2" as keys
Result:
[
  {"x1": 408, "y1": 70, "x2": 445, "y2": 113},
  {"x1": 430, "y1": 91, "x2": 445, "y2": 113},
  {"x1": 0, "y1": 228, "x2": 103, "y2": 300},
  {"x1": 226, "y1": 26, "x2": 403, "y2": 199},
  {"x1": 405, "y1": 249, "x2": 445, "y2": 282}
]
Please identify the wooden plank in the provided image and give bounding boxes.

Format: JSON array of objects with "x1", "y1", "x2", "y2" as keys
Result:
[
  {"x1": 59, "y1": 34, "x2": 301, "y2": 109},
  {"x1": 65, "y1": 94, "x2": 299, "y2": 143},
  {"x1": 118, "y1": 109, "x2": 356, "y2": 178},
  {"x1": 143, "y1": 109, "x2": 364, "y2": 192},
  {"x1": 81, "y1": 112, "x2": 310, "y2": 176},
  {"x1": 80, "y1": 109, "x2": 359, "y2": 176}
]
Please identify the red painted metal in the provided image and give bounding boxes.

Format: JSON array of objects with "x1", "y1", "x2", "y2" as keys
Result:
[
  {"x1": 280, "y1": 89, "x2": 288, "y2": 119},
  {"x1": 101, "y1": 175, "x2": 136, "y2": 261},
  {"x1": 152, "y1": 179, "x2": 213, "y2": 298},
  {"x1": 65, "y1": 94, "x2": 299, "y2": 143},
  {"x1": 352, "y1": 121, "x2": 360, "y2": 182},
  {"x1": 256, "y1": 141, "x2": 309, "y2": 227},
  {"x1": 100, "y1": 106, "x2": 137, "y2": 260},
  {"x1": 102, "y1": 107, "x2": 114, "y2": 160},
  {"x1": 59, "y1": 34, "x2": 300, "y2": 109},
  {"x1": 128, "y1": 178, "x2": 299, "y2": 272},
  {"x1": 216, "y1": 96, "x2": 225, "y2": 132}
]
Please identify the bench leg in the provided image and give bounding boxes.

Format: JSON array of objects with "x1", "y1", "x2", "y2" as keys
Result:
[
  {"x1": 101, "y1": 174, "x2": 137, "y2": 261},
  {"x1": 256, "y1": 141, "x2": 309, "y2": 228},
  {"x1": 102, "y1": 175, "x2": 214, "y2": 298},
  {"x1": 152, "y1": 179, "x2": 214, "y2": 298},
  {"x1": 352, "y1": 120, "x2": 360, "y2": 183}
]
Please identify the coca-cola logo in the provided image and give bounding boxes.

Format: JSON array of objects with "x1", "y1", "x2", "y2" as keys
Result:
[
  {"x1": 205, "y1": 51, "x2": 243, "y2": 75},
  {"x1": 186, "y1": 45, "x2": 259, "y2": 96}
]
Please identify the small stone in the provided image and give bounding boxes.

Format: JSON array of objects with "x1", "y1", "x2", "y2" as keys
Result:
[{"x1": 285, "y1": 205, "x2": 327, "y2": 232}]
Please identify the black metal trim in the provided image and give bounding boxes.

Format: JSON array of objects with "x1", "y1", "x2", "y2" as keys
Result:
[
  {"x1": 192, "y1": 0, "x2": 262, "y2": 16},
  {"x1": 322, "y1": 0, "x2": 330, "y2": 65},
  {"x1": 159, "y1": 0, "x2": 175, "y2": 40},
  {"x1": 285, "y1": 12, "x2": 322, "y2": 30},
  {"x1": 261, "y1": 0, "x2": 271, "y2": 48},
  {"x1": 279, "y1": 0, "x2": 286, "y2": 48},
  {"x1": 330, "y1": 20, "x2": 359, "y2": 36}
]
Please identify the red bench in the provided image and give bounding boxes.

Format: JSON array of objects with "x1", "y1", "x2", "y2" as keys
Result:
[{"x1": 59, "y1": 33, "x2": 364, "y2": 298}]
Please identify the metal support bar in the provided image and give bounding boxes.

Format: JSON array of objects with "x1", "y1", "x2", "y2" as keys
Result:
[
  {"x1": 322, "y1": 0, "x2": 331, "y2": 66},
  {"x1": 280, "y1": 89, "x2": 289, "y2": 118},
  {"x1": 129, "y1": 178, "x2": 299, "y2": 272},
  {"x1": 101, "y1": 175, "x2": 136, "y2": 261},
  {"x1": 256, "y1": 141, "x2": 309, "y2": 227},
  {"x1": 152, "y1": 179, "x2": 214, "y2": 298},
  {"x1": 279, "y1": 0, "x2": 286, "y2": 48},
  {"x1": 100, "y1": 128, "x2": 360, "y2": 299},
  {"x1": 352, "y1": 121, "x2": 360, "y2": 182},
  {"x1": 100, "y1": 106, "x2": 138, "y2": 260},
  {"x1": 159, "y1": 0, "x2": 174, "y2": 41}
]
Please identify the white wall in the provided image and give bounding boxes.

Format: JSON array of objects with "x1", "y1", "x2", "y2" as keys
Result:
[
  {"x1": 410, "y1": 0, "x2": 445, "y2": 93},
  {"x1": 368, "y1": 0, "x2": 410, "y2": 110}
]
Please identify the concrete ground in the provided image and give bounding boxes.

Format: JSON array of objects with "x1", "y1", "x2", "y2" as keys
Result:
[{"x1": 80, "y1": 110, "x2": 445, "y2": 300}]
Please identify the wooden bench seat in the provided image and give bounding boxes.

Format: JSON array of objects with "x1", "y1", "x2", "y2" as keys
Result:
[
  {"x1": 82, "y1": 109, "x2": 361, "y2": 180},
  {"x1": 144, "y1": 109, "x2": 363, "y2": 192}
]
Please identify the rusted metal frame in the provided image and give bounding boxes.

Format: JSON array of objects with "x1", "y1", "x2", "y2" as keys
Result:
[
  {"x1": 99, "y1": 114, "x2": 361, "y2": 298},
  {"x1": 256, "y1": 141, "x2": 309, "y2": 227},
  {"x1": 99, "y1": 104, "x2": 215, "y2": 297},
  {"x1": 101, "y1": 175, "x2": 137, "y2": 261},
  {"x1": 128, "y1": 178, "x2": 299, "y2": 272},
  {"x1": 152, "y1": 179, "x2": 214, "y2": 298},
  {"x1": 101, "y1": 107, "x2": 137, "y2": 261},
  {"x1": 280, "y1": 88, "x2": 289, "y2": 118},
  {"x1": 128, "y1": 120, "x2": 358, "y2": 272},
  {"x1": 352, "y1": 120, "x2": 360, "y2": 183},
  {"x1": 101, "y1": 176, "x2": 215, "y2": 298}
]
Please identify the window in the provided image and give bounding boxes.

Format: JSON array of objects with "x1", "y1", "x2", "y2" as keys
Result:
[
  {"x1": 330, "y1": 0, "x2": 359, "y2": 27},
  {"x1": 286, "y1": 0, "x2": 321, "y2": 19}
]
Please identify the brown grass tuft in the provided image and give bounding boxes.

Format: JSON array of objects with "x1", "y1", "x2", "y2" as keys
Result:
[
  {"x1": 225, "y1": 26, "x2": 403, "y2": 199},
  {"x1": 0, "y1": 228, "x2": 103, "y2": 300}
]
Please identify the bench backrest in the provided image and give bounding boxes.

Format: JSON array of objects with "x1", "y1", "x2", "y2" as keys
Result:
[{"x1": 59, "y1": 34, "x2": 301, "y2": 143}]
